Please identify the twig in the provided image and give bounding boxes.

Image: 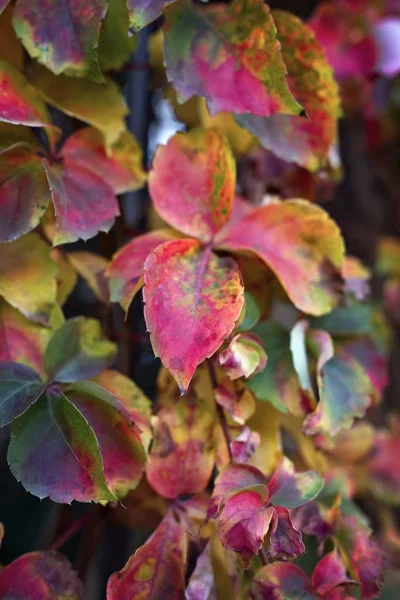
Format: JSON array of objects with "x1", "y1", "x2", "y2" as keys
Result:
[
  {"x1": 207, "y1": 359, "x2": 233, "y2": 462},
  {"x1": 49, "y1": 514, "x2": 90, "y2": 552}
]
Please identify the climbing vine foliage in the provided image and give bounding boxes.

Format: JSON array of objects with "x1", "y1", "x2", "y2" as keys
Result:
[{"x1": 0, "y1": 0, "x2": 399, "y2": 598}]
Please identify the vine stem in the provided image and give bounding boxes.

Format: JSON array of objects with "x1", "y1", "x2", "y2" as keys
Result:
[
  {"x1": 207, "y1": 359, "x2": 233, "y2": 462},
  {"x1": 49, "y1": 514, "x2": 90, "y2": 552},
  {"x1": 260, "y1": 547, "x2": 268, "y2": 566}
]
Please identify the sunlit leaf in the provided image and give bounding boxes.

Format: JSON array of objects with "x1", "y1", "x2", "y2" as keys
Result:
[
  {"x1": 44, "y1": 317, "x2": 117, "y2": 383},
  {"x1": 246, "y1": 400, "x2": 283, "y2": 475},
  {"x1": 143, "y1": 238, "x2": 244, "y2": 392},
  {"x1": 268, "y1": 457, "x2": 324, "y2": 509},
  {"x1": 0, "y1": 59, "x2": 51, "y2": 127},
  {"x1": 32, "y1": 66, "x2": 128, "y2": 146},
  {"x1": 0, "y1": 232, "x2": 57, "y2": 324},
  {"x1": 61, "y1": 127, "x2": 146, "y2": 195},
  {"x1": 0, "y1": 551, "x2": 83, "y2": 599},
  {"x1": 219, "y1": 200, "x2": 345, "y2": 316},
  {"x1": 149, "y1": 128, "x2": 235, "y2": 243},
  {"x1": 43, "y1": 157, "x2": 120, "y2": 246},
  {"x1": 98, "y1": 0, "x2": 136, "y2": 71},
  {"x1": 163, "y1": 0, "x2": 302, "y2": 117},
  {"x1": 13, "y1": 0, "x2": 107, "y2": 80},
  {"x1": 68, "y1": 252, "x2": 110, "y2": 304},
  {"x1": 0, "y1": 299, "x2": 51, "y2": 376},
  {"x1": 107, "y1": 229, "x2": 175, "y2": 313},
  {"x1": 51, "y1": 248, "x2": 78, "y2": 306},
  {"x1": 215, "y1": 379, "x2": 256, "y2": 425},
  {"x1": 238, "y1": 10, "x2": 341, "y2": 171},
  {"x1": 0, "y1": 142, "x2": 51, "y2": 242},
  {"x1": 0, "y1": 361, "x2": 45, "y2": 426},
  {"x1": 8, "y1": 392, "x2": 116, "y2": 503},
  {"x1": 65, "y1": 381, "x2": 146, "y2": 498},
  {"x1": 107, "y1": 511, "x2": 187, "y2": 600}
]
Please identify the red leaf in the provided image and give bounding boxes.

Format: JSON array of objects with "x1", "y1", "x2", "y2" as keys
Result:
[
  {"x1": 143, "y1": 238, "x2": 244, "y2": 392},
  {"x1": 149, "y1": 128, "x2": 236, "y2": 243},
  {"x1": 219, "y1": 200, "x2": 344, "y2": 316},
  {"x1": 267, "y1": 457, "x2": 324, "y2": 509},
  {"x1": 266, "y1": 506, "x2": 305, "y2": 561},
  {"x1": 106, "y1": 229, "x2": 176, "y2": 313},
  {"x1": 312, "y1": 550, "x2": 353, "y2": 596},
  {"x1": 230, "y1": 427, "x2": 260, "y2": 463},
  {"x1": 0, "y1": 550, "x2": 83, "y2": 599},
  {"x1": 0, "y1": 143, "x2": 51, "y2": 242},
  {"x1": 209, "y1": 463, "x2": 267, "y2": 520},
  {"x1": 250, "y1": 562, "x2": 312, "y2": 599},
  {"x1": 107, "y1": 511, "x2": 187, "y2": 600},
  {"x1": 43, "y1": 159, "x2": 120, "y2": 245}
]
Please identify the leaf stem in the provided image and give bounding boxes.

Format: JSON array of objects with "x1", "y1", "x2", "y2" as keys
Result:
[
  {"x1": 49, "y1": 513, "x2": 90, "y2": 552},
  {"x1": 260, "y1": 547, "x2": 268, "y2": 566},
  {"x1": 207, "y1": 359, "x2": 233, "y2": 462}
]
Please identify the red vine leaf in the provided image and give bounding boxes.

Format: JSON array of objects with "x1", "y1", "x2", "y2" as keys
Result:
[{"x1": 143, "y1": 238, "x2": 244, "y2": 392}]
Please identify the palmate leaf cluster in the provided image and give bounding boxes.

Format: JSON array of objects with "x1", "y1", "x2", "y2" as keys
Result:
[{"x1": 0, "y1": 0, "x2": 399, "y2": 598}]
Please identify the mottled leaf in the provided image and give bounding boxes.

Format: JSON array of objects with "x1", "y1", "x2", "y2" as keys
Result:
[
  {"x1": 61, "y1": 127, "x2": 146, "y2": 195},
  {"x1": 268, "y1": 457, "x2": 324, "y2": 509},
  {"x1": 343, "y1": 256, "x2": 370, "y2": 301},
  {"x1": 312, "y1": 550, "x2": 353, "y2": 596},
  {"x1": 107, "y1": 229, "x2": 175, "y2": 312},
  {"x1": 215, "y1": 379, "x2": 256, "y2": 425},
  {"x1": 0, "y1": 59, "x2": 51, "y2": 127},
  {"x1": 0, "y1": 550, "x2": 83, "y2": 599},
  {"x1": 149, "y1": 128, "x2": 235, "y2": 243},
  {"x1": 0, "y1": 299, "x2": 51, "y2": 376},
  {"x1": 185, "y1": 542, "x2": 218, "y2": 600},
  {"x1": 8, "y1": 393, "x2": 116, "y2": 503},
  {"x1": 217, "y1": 333, "x2": 267, "y2": 380},
  {"x1": 163, "y1": 0, "x2": 302, "y2": 117},
  {"x1": 65, "y1": 381, "x2": 146, "y2": 498},
  {"x1": 32, "y1": 66, "x2": 128, "y2": 146},
  {"x1": 0, "y1": 361, "x2": 45, "y2": 426},
  {"x1": 266, "y1": 506, "x2": 305, "y2": 561},
  {"x1": 98, "y1": 0, "x2": 136, "y2": 71},
  {"x1": 146, "y1": 387, "x2": 216, "y2": 499},
  {"x1": 247, "y1": 322, "x2": 302, "y2": 414},
  {"x1": 127, "y1": 0, "x2": 177, "y2": 32},
  {"x1": 44, "y1": 317, "x2": 117, "y2": 383},
  {"x1": 230, "y1": 426, "x2": 260, "y2": 463},
  {"x1": 304, "y1": 330, "x2": 372, "y2": 436},
  {"x1": 250, "y1": 562, "x2": 314, "y2": 600},
  {"x1": 68, "y1": 252, "x2": 110, "y2": 304},
  {"x1": 0, "y1": 142, "x2": 51, "y2": 242},
  {"x1": 219, "y1": 200, "x2": 345, "y2": 316},
  {"x1": 43, "y1": 157, "x2": 120, "y2": 245},
  {"x1": 238, "y1": 10, "x2": 341, "y2": 171},
  {"x1": 143, "y1": 238, "x2": 244, "y2": 392},
  {"x1": 0, "y1": 232, "x2": 57, "y2": 324},
  {"x1": 13, "y1": 0, "x2": 107, "y2": 80},
  {"x1": 210, "y1": 463, "x2": 267, "y2": 519},
  {"x1": 107, "y1": 511, "x2": 187, "y2": 600}
]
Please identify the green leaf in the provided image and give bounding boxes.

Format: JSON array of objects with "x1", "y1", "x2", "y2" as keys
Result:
[{"x1": 0, "y1": 361, "x2": 45, "y2": 426}]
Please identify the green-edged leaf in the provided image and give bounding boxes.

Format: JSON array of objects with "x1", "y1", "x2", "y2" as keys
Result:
[
  {"x1": 107, "y1": 511, "x2": 187, "y2": 599},
  {"x1": 219, "y1": 200, "x2": 345, "y2": 316},
  {"x1": 65, "y1": 381, "x2": 146, "y2": 498},
  {"x1": 44, "y1": 317, "x2": 117, "y2": 383},
  {"x1": 163, "y1": 0, "x2": 302, "y2": 117},
  {"x1": 32, "y1": 66, "x2": 128, "y2": 146},
  {"x1": 143, "y1": 238, "x2": 244, "y2": 392},
  {"x1": 148, "y1": 128, "x2": 236, "y2": 243},
  {"x1": 0, "y1": 361, "x2": 45, "y2": 426},
  {"x1": 127, "y1": 0, "x2": 177, "y2": 32},
  {"x1": 0, "y1": 142, "x2": 51, "y2": 242},
  {"x1": 268, "y1": 457, "x2": 324, "y2": 509},
  {"x1": 0, "y1": 232, "x2": 58, "y2": 324},
  {"x1": 8, "y1": 392, "x2": 116, "y2": 503},
  {"x1": 0, "y1": 551, "x2": 83, "y2": 599},
  {"x1": 12, "y1": 0, "x2": 107, "y2": 80}
]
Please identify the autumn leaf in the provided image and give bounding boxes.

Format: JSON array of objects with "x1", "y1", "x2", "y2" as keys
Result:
[
  {"x1": 149, "y1": 128, "x2": 236, "y2": 243},
  {"x1": 32, "y1": 66, "x2": 128, "y2": 146},
  {"x1": 0, "y1": 361, "x2": 45, "y2": 426},
  {"x1": 266, "y1": 506, "x2": 305, "y2": 561},
  {"x1": 127, "y1": 0, "x2": 177, "y2": 32},
  {"x1": 268, "y1": 457, "x2": 324, "y2": 509},
  {"x1": 64, "y1": 381, "x2": 147, "y2": 498},
  {"x1": 67, "y1": 252, "x2": 110, "y2": 304},
  {"x1": 217, "y1": 332, "x2": 267, "y2": 380},
  {"x1": 98, "y1": 0, "x2": 136, "y2": 71},
  {"x1": 44, "y1": 317, "x2": 117, "y2": 383},
  {"x1": 0, "y1": 0, "x2": 10, "y2": 14},
  {"x1": 107, "y1": 511, "x2": 187, "y2": 600},
  {"x1": 143, "y1": 238, "x2": 244, "y2": 392},
  {"x1": 0, "y1": 551, "x2": 83, "y2": 599},
  {"x1": 237, "y1": 10, "x2": 341, "y2": 171},
  {"x1": 107, "y1": 229, "x2": 176, "y2": 313},
  {"x1": 0, "y1": 59, "x2": 52, "y2": 127},
  {"x1": 0, "y1": 232, "x2": 58, "y2": 324},
  {"x1": 8, "y1": 392, "x2": 116, "y2": 503},
  {"x1": 12, "y1": 0, "x2": 107, "y2": 80},
  {"x1": 215, "y1": 379, "x2": 256, "y2": 425},
  {"x1": 250, "y1": 562, "x2": 313, "y2": 600},
  {"x1": 0, "y1": 299, "x2": 52, "y2": 376},
  {"x1": 0, "y1": 142, "x2": 51, "y2": 242},
  {"x1": 219, "y1": 199, "x2": 345, "y2": 316},
  {"x1": 163, "y1": 0, "x2": 302, "y2": 117},
  {"x1": 230, "y1": 426, "x2": 260, "y2": 464},
  {"x1": 0, "y1": 4, "x2": 24, "y2": 71}
]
